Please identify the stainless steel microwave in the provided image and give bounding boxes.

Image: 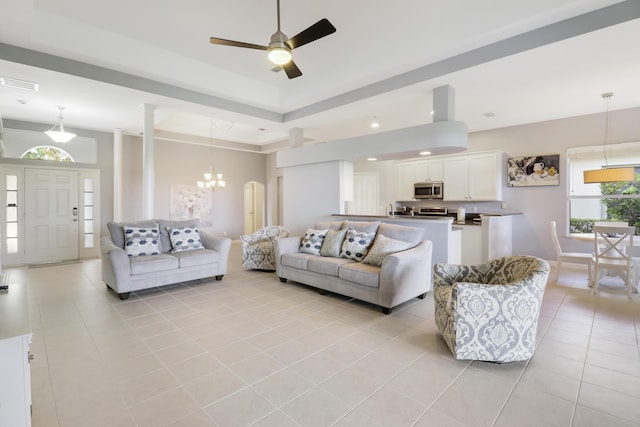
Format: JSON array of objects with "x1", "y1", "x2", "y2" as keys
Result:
[{"x1": 414, "y1": 181, "x2": 443, "y2": 199}]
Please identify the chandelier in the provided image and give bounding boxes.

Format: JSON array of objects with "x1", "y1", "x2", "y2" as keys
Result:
[
  {"x1": 197, "y1": 165, "x2": 225, "y2": 190},
  {"x1": 197, "y1": 120, "x2": 226, "y2": 190}
]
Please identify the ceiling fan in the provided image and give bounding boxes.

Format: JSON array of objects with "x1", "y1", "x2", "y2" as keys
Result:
[{"x1": 209, "y1": 0, "x2": 336, "y2": 79}]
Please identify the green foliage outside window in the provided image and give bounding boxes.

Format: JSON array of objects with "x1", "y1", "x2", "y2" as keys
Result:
[
  {"x1": 21, "y1": 146, "x2": 73, "y2": 162},
  {"x1": 601, "y1": 174, "x2": 640, "y2": 234}
]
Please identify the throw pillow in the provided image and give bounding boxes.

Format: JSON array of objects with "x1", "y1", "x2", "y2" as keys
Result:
[
  {"x1": 167, "y1": 226, "x2": 205, "y2": 253},
  {"x1": 340, "y1": 229, "x2": 376, "y2": 262},
  {"x1": 123, "y1": 226, "x2": 160, "y2": 256},
  {"x1": 320, "y1": 228, "x2": 348, "y2": 257},
  {"x1": 299, "y1": 228, "x2": 328, "y2": 255},
  {"x1": 362, "y1": 234, "x2": 415, "y2": 267}
]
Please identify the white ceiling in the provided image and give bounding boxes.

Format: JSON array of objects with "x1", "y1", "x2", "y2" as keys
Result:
[{"x1": 1, "y1": 0, "x2": 639, "y2": 151}]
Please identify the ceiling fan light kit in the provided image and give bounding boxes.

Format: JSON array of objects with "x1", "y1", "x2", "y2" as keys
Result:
[{"x1": 209, "y1": 0, "x2": 335, "y2": 79}]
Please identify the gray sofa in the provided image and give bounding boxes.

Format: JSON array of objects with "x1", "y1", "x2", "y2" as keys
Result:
[
  {"x1": 274, "y1": 220, "x2": 433, "y2": 314},
  {"x1": 101, "y1": 219, "x2": 231, "y2": 300}
]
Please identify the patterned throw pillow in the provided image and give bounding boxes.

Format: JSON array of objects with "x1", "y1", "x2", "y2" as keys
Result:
[
  {"x1": 123, "y1": 226, "x2": 160, "y2": 256},
  {"x1": 340, "y1": 229, "x2": 376, "y2": 262},
  {"x1": 319, "y1": 228, "x2": 348, "y2": 257},
  {"x1": 362, "y1": 234, "x2": 415, "y2": 267},
  {"x1": 299, "y1": 228, "x2": 328, "y2": 255},
  {"x1": 167, "y1": 226, "x2": 205, "y2": 253}
]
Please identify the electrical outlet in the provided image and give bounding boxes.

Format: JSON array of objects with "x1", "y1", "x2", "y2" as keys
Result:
[
  {"x1": 472, "y1": 207, "x2": 477, "y2": 213},
  {"x1": 223, "y1": 231, "x2": 227, "y2": 236},
  {"x1": 501, "y1": 203, "x2": 507, "y2": 209}
]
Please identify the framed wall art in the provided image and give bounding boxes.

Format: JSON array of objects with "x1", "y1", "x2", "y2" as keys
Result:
[{"x1": 507, "y1": 154, "x2": 560, "y2": 187}]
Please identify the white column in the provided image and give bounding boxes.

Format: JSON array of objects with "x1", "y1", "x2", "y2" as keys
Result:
[
  {"x1": 289, "y1": 127, "x2": 303, "y2": 148},
  {"x1": 433, "y1": 85, "x2": 455, "y2": 122},
  {"x1": 142, "y1": 104, "x2": 156, "y2": 218},
  {"x1": 113, "y1": 129, "x2": 124, "y2": 222}
]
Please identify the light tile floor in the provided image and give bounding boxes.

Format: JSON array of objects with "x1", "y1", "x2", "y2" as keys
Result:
[{"x1": 8, "y1": 244, "x2": 640, "y2": 426}]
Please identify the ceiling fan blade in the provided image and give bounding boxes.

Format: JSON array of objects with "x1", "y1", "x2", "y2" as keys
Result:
[
  {"x1": 209, "y1": 37, "x2": 268, "y2": 51},
  {"x1": 287, "y1": 18, "x2": 336, "y2": 49},
  {"x1": 282, "y1": 60, "x2": 302, "y2": 79}
]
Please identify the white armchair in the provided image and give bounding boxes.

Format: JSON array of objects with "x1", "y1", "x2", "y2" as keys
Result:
[{"x1": 434, "y1": 256, "x2": 550, "y2": 362}]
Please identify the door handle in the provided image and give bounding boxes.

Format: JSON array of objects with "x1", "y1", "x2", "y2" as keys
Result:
[{"x1": 73, "y1": 207, "x2": 78, "y2": 221}]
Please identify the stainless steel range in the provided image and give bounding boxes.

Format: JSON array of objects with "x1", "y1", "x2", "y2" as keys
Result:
[{"x1": 415, "y1": 207, "x2": 449, "y2": 216}]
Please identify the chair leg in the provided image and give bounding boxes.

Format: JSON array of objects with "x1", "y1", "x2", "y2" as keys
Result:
[
  {"x1": 593, "y1": 265, "x2": 599, "y2": 295},
  {"x1": 555, "y1": 260, "x2": 561, "y2": 281}
]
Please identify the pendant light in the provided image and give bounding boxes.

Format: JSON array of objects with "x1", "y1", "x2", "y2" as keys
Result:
[
  {"x1": 44, "y1": 106, "x2": 77, "y2": 143},
  {"x1": 196, "y1": 120, "x2": 226, "y2": 191},
  {"x1": 583, "y1": 93, "x2": 635, "y2": 183}
]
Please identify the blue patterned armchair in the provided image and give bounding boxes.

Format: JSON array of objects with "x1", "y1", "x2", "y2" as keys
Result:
[
  {"x1": 241, "y1": 226, "x2": 289, "y2": 270},
  {"x1": 433, "y1": 256, "x2": 550, "y2": 362}
]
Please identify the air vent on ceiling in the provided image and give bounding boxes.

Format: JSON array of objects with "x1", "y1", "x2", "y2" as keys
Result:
[
  {"x1": 483, "y1": 112, "x2": 496, "y2": 118},
  {"x1": 0, "y1": 77, "x2": 39, "y2": 91}
]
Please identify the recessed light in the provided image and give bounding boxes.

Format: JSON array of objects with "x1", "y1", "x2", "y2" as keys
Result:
[
  {"x1": 419, "y1": 151, "x2": 431, "y2": 156},
  {"x1": 367, "y1": 157, "x2": 377, "y2": 161},
  {"x1": 370, "y1": 117, "x2": 380, "y2": 129}
]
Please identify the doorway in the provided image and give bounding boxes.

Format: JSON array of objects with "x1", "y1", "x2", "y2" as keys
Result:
[
  {"x1": 350, "y1": 173, "x2": 379, "y2": 215},
  {"x1": 25, "y1": 168, "x2": 79, "y2": 264},
  {"x1": 244, "y1": 181, "x2": 265, "y2": 234}
]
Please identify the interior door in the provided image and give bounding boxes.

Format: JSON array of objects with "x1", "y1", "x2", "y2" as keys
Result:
[
  {"x1": 351, "y1": 173, "x2": 379, "y2": 215},
  {"x1": 244, "y1": 182, "x2": 255, "y2": 235},
  {"x1": 25, "y1": 168, "x2": 79, "y2": 264}
]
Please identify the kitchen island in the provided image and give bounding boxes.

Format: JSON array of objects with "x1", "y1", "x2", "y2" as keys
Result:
[
  {"x1": 326, "y1": 213, "x2": 516, "y2": 265},
  {"x1": 327, "y1": 214, "x2": 457, "y2": 265}
]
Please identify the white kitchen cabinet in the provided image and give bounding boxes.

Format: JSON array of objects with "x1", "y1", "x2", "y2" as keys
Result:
[
  {"x1": 395, "y1": 158, "x2": 444, "y2": 200},
  {"x1": 458, "y1": 215, "x2": 513, "y2": 265},
  {"x1": 443, "y1": 151, "x2": 503, "y2": 201},
  {"x1": 427, "y1": 159, "x2": 444, "y2": 181},
  {"x1": 459, "y1": 225, "x2": 482, "y2": 265},
  {"x1": 0, "y1": 282, "x2": 32, "y2": 427}
]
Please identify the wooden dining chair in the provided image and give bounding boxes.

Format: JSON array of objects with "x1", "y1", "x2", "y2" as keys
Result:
[
  {"x1": 550, "y1": 221, "x2": 592, "y2": 284},
  {"x1": 592, "y1": 225, "x2": 635, "y2": 299}
]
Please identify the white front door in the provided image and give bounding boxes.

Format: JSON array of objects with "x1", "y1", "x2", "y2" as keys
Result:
[{"x1": 25, "y1": 168, "x2": 79, "y2": 263}]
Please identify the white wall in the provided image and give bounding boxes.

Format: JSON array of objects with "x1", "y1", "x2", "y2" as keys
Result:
[
  {"x1": 282, "y1": 161, "x2": 345, "y2": 235},
  {"x1": 121, "y1": 136, "x2": 267, "y2": 239}
]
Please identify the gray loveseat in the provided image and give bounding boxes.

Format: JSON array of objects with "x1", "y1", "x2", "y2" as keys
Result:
[
  {"x1": 101, "y1": 219, "x2": 231, "y2": 300},
  {"x1": 274, "y1": 220, "x2": 433, "y2": 314}
]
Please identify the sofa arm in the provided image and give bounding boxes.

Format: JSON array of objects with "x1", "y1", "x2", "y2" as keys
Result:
[
  {"x1": 100, "y1": 236, "x2": 132, "y2": 293},
  {"x1": 273, "y1": 236, "x2": 302, "y2": 277},
  {"x1": 200, "y1": 231, "x2": 232, "y2": 275},
  {"x1": 378, "y1": 240, "x2": 433, "y2": 308}
]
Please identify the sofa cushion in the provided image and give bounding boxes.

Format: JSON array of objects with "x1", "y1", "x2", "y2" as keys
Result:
[
  {"x1": 320, "y1": 228, "x2": 348, "y2": 257},
  {"x1": 315, "y1": 221, "x2": 344, "y2": 231},
  {"x1": 123, "y1": 226, "x2": 161, "y2": 256},
  {"x1": 362, "y1": 234, "x2": 415, "y2": 267},
  {"x1": 281, "y1": 253, "x2": 315, "y2": 270},
  {"x1": 308, "y1": 256, "x2": 355, "y2": 277},
  {"x1": 167, "y1": 226, "x2": 205, "y2": 253},
  {"x1": 108, "y1": 220, "x2": 158, "y2": 249},
  {"x1": 158, "y1": 219, "x2": 199, "y2": 253},
  {"x1": 377, "y1": 223, "x2": 424, "y2": 246},
  {"x1": 299, "y1": 228, "x2": 328, "y2": 255},
  {"x1": 130, "y1": 254, "x2": 179, "y2": 275},
  {"x1": 342, "y1": 220, "x2": 381, "y2": 234},
  {"x1": 340, "y1": 229, "x2": 376, "y2": 262},
  {"x1": 339, "y1": 262, "x2": 380, "y2": 288},
  {"x1": 173, "y1": 248, "x2": 219, "y2": 268}
]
